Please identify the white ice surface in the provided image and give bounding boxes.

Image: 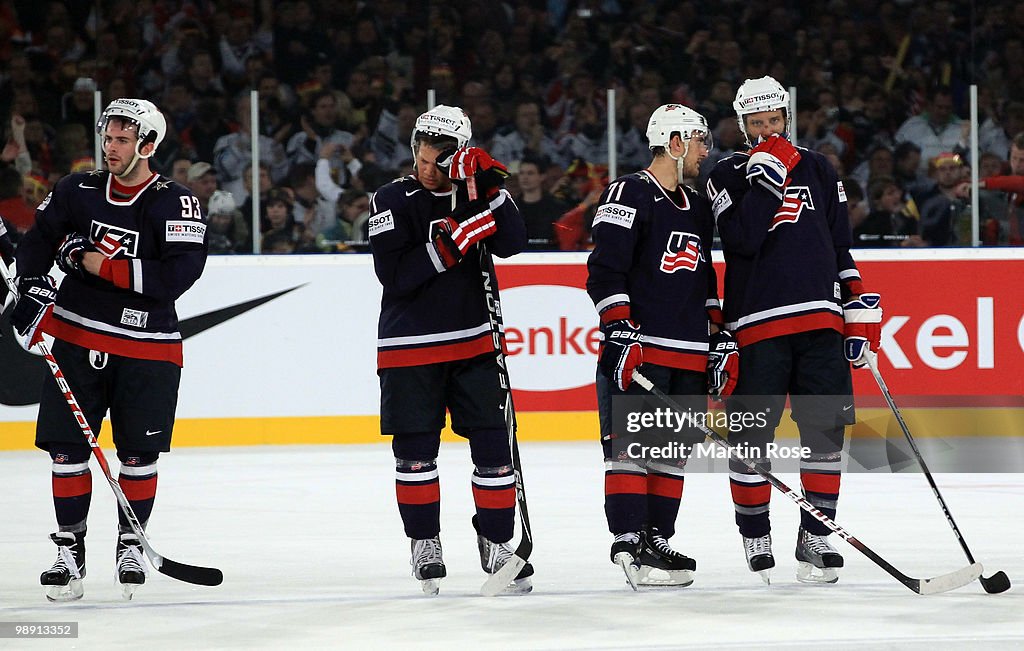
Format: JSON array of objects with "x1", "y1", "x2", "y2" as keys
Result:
[{"x1": 1, "y1": 442, "x2": 1021, "y2": 650}]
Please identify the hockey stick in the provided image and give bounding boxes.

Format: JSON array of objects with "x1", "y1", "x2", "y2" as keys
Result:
[
  {"x1": 631, "y1": 369, "x2": 981, "y2": 594},
  {"x1": 0, "y1": 256, "x2": 223, "y2": 587},
  {"x1": 865, "y1": 352, "x2": 1011, "y2": 594},
  {"x1": 456, "y1": 177, "x2": 534, "y2": 596}
]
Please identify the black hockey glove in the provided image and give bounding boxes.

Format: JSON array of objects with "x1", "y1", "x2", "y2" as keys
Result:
[
  {"x1": 706, "y1": 330, "x2": 739, "y2": 398},
  {"x1": 11, "y1": 275, "x2": 56, "y2": 349},
  {"x1": 599, "y1": 319, "x2": 643, "y2": 391},
  {"x1": 56, "y1": 234, "x2": 94, "y2": 279}
]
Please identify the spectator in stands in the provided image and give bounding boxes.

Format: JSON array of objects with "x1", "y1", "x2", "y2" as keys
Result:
[
  {"x1": 368, "y1": 100, "x2": 417, "y2": 174},
  {"x1": 186, "y1": 161, "x2": 218, "y2": 213},
  {"x1": 169, "y1": 158, "x2": 192, "y2": 187},
  {"x1": 207, "y1": 189, "x2": 251, "y2": 254},
  {"x1": 979, "y1": 101, "x2": 1024, "y2": 160},
  {"x1": 1, "y1": 112, "x2": 31, "y2": 175},
  {"x1": 287, "y1": 162, "x2": 334, "y2": 243},
  {"x1": 855, "y1": 176, "x2": 925, "y2": 247},
  {"x1": 286, "y1": 90, "x2": 359, "y2": 189},
  {"x1": 318, "y1": 188, "x2": 371, "y2": 252},
  {"x1": 260, "y1": 187, "x2": 301, "y2": 251},
  {"x1": 919, "y1": 152, "x2": 970, "y2": 246},
  {"x1": 894, "y1": 85, "x2": 963, "y2": 175},
  {"x1": 214, "y1": 92, "x2": 290, "y2": 205},
  {"x1": 850, "y1": 145, "x2": 895, "y2": 193},
  {"x1": 0, "y1": 163, "x2": 34, "y2": 236},
  {"x1": 490, "y1": 99, "x2": 561, "y2": 169},
  {"x1": 60, "y1": 77, "x2": 97, "y2": 136},
  {"x1": 181, "y1": 98, "x2": 233, "y2": 164},
  {"x1": 618, "y1": 102, "x2": 655, "y2": 174},
  {"x1": 514, "y1": 156, "x2": 568, "y2": 250},
  {"x1": 972, "y1": 133, "x2": 1024, "y2": 245}
]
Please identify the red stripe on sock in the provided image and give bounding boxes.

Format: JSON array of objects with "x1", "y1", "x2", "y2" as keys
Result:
[
  {"x1": 53, "y1": 472, "x2": 92, "y2": 498},
  {"x1": 605, "y1": 472, "x2": 646, "y2": 496},
  {"x1": 648, "y1": 474, "x2": 683, "y2": 499},
  {"x1": 801, "y1": 472, "x2": 841, "y2": 495},
  {"x1": 396, "y1": 481, "x2": 440, "y2": 505},
  {"x1": 472, "y1": 485, "x2": 515, "y2": 509},
  {"x1": 120, "y1": 475, "x2": 158, "y2": 501},
  {"x1": 730, "y1": 482, "x2": 771, "y2": 506}
]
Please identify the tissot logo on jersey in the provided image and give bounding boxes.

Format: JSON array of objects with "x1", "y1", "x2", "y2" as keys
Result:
[
  {"x1": 592, "y1": 203, "x2": 636, "y2": 229},
  {"x1": 769, "y1": 185, "x2": 814, "y2": 232},
  {"x1": 368, "y1": 210, "x2": 394, "y2": 237},
  {"x1": 90, "y1": 222, "x2": 139, "y2": 257},
  {"x1": 165, "y1": 221, "x2": 207, "y2": 243},
  {"x1": 659, "y1": 231, "x2": 704, "y2": 273}
]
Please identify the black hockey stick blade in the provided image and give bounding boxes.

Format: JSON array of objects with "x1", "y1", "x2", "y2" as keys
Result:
[
  {"x1": 155, "y1": 555, "x2": 224, "y2": 586},
  {"x1": 913, "y1": 562, "x2": 983, "y2": 595},
  {"x1": 980, "y1": 570, "x2": 1011, "y2": 594}
]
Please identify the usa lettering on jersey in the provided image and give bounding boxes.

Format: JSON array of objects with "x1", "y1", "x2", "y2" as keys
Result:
[
  {"x1": 660, "y1": 231, "x2": 704, "y2": 273},
  {"x1": 90, "y1": 221, "x2": 140, "y2": 256},
  {"x1": 769, "y1": 185, "x2": 815, "y2": 232}
]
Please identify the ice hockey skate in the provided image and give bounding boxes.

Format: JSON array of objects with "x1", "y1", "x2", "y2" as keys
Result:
[
  {"x1": 410, "y1": 536, "x2": 446, "y2": 596},
  {"x1": 634, "y1": 528, "x2": 696, "y2": 588},
  {"x1": 795, "y1": 527, "x2": 843, "y2": 583},
  {"x1": 473, "y1": 516, "x2": 533, "y2": 595},
  {"x1": 743, "y1": 534, "x2": 775, "y2": 584},
  {"x1": 116, "y1": 533, "x2": 147, "y2": 600},
  {"x1": 40, "y1": 532, "x2": 86, "y2": 602},
  {"x1": 610, "y1": 532, "x2": 642, "y2": 590}
]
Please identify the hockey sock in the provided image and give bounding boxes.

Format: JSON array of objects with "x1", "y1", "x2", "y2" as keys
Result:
[
  {"x1": 392, "y1": 432, "x2": 441, "y2": 540},
  {"x1": 50, "y1": 446, "x2": 92, "y2": 533},
  {"x1": 729, "y1": 457, "x2": 772, "y2": 537},
  {"x1": 799, "y1": 451, "x2": 842, "y2": 535},
  {"x1": 468, "y1": 429, "x2": 515, "y2": 544},
  {"x1": 116, "y1": 451, "x2": 159, "y2": 532},
  {"x1": 645, "y1": 464, "x2": 684, "y2": 538},
  {"x1": 604, "y1": 460, "x2": 647, "y2": 534}
]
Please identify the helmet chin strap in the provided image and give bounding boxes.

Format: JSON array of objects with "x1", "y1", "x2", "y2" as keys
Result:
[
  {"x1": 114, "y1": 135, "x2": 155, "y2": 180},
  {"x1": 668, "y1": 139, "x2": 690, "y2": 185}
]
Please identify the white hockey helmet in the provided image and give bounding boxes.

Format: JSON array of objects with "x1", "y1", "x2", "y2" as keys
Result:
[
  {"x1": 410, "y1": 104, "x2": 472, "y2": 157},
  {"x1": 208, "y1": 190, "x2": 236, "y2": 215},
  {"x1": 733, "y1": 76, "x2": 790, "y2": 145},
  {"x1": 646, "y1": 104, "x2": 713, "y2": 151},
  {"x1": 97, "y1": 98, "x2": 167, "y2": 156}
]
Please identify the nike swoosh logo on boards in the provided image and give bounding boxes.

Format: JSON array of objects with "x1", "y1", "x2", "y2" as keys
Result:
[{"x1": 0, "y1": 285, "x2": 305, "y2": 406}]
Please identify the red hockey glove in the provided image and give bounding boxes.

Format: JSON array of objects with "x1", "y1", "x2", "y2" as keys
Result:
[
  {"x1": 843, "y1": 293, "x2": 882, "y2": 368},
  {"x1": 430, "y1": 197, "x2": 497, "y2": 269},
  {"x1": 600, "y1": 319, "x2": 644, "y2": 391},
  {"x1": 10, "y1": 275, "x2": 56, "y2": 349},
  {"x1": 448, "y1": 147, "x2": 509, "y2": 198},
  {"x1": 746, "y1": 135, "x2": 801, "y2": 191},
  {"x1": 707, "y1": 330, "x2": 739, "y2": 398}
]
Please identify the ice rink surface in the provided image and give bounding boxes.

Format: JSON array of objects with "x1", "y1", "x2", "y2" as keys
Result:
[{"x1": 1, "y1": 442, "x2": 1021, "y2": 650}]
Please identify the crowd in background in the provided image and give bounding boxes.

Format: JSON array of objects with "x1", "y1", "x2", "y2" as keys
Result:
[{"x1": 1, "y1": 0, "x2": 1023, "y2": 253}]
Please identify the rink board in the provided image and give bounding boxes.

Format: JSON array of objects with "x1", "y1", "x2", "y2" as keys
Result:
[{"x1": 0, "y1": 250, "x2": 1021, "y2": 449}]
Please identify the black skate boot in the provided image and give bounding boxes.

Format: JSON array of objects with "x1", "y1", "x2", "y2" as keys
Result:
[
  {"x1": 795, "y1": 526, "x2": 843, "y2": 584},
  {"x1": 472, "y1": 516, "x2": 533, "y2": 595},
  {"x1": 410, "y1": 536, "x2": 446, "y2": 596},
  {"x1": 636, "y1": 528, "x2": 696, "y2": 588},
  {"x1": 743, "y1": 534, "x2": 775, "y2": 584},
  {"x1": 116, "y1": 533, "x2": 147, "y2": 600},
  {"x1": 609, "y1": 532, "x2": 642, "y2": 590},
  {"x1": 40, "y1": 531, "x2": 86, "y2": 602}
]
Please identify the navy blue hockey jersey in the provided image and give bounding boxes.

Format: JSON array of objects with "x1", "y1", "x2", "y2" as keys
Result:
[
  {"x1": 369, "y1": 176, "x2": 526, "y2": 368},
  {"x1": 15, "y1": 170, "x2": 208, "y2": 366},
  {"x1": 706, "y1": 148, "x2": 864, "y2": 347},
  {"x1": 587, "y1": 170, "x2": 721, "y2": 373}
]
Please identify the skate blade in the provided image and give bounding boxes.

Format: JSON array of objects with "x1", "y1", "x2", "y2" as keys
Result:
[
  {"x1": 121, "y1": 582, "x2": 143, "y2": 601},
  {"x1": 796, "y1": 561, "x2": 839, "y2": 584},
  {"x1": 45, "y1": 579, "x2": 84, "y2": 602},
  {"x1": 636, "y1": 566, "x2": 694, "y2": 588},
  {"x1": 613, "y1": 552, "x2": 640, "y2": 591},
  {"x1": 756, "y1": 569, "x2": 772, "y2": 585},
  {"x1": 419, "y1": 578, "x2": 441, "y2": 596}
]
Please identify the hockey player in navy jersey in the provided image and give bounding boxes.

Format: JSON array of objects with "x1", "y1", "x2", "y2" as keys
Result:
[
  {"x1": 587, "y1": 104, "x2": 727, "y2": 588},
  {"x1": 706, "y1": 77, "x2": 882, "y2": 584},
  {"x1": 8, "y1": 98, "x2": 208, "y2": 601},
  {"x1": 368, "y1": 105, "x2": 530, "y2": 595}
]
